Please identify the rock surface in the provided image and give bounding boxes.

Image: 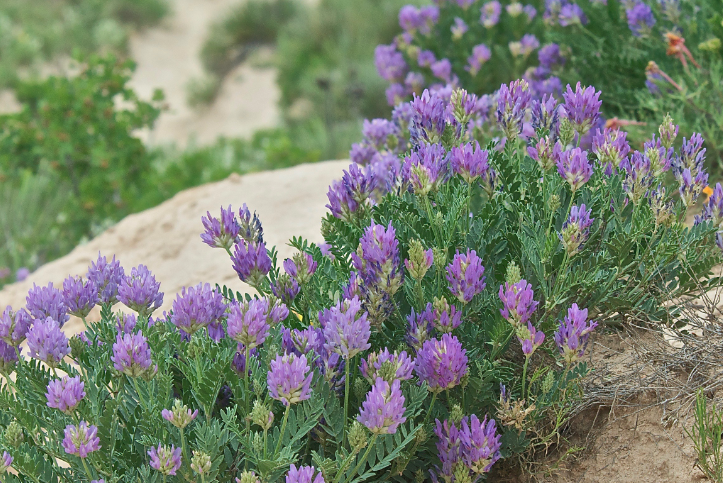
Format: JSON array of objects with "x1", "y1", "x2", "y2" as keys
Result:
[{"x1": 0, "y1": 160, "x2": 348, "y2": 335}]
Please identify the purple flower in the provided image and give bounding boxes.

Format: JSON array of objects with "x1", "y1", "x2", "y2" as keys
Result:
[
  {"x1": 419, "y1": 6, "x2": 440, "y2": 34},
  {"x1": 497, "y1": 79, "x2": 532, "y2": 140},
  {"x1": 232, "y1": 345, "x2": 259, "y2": 376},
  {"x1": 86, "y1": 253, "x2": 125, "y2": 304},
  {"x1": 466, "y1": 44, "x2": 491, "y2": 76},
  {"x1": 227, "y1": 299, "x2": 270, "y2": 349},
  {"x1": 267, "y1": 353, "x2": 313, "y2": 406},
  {"x1": 415, "y1": 334, "x2": 468, "y2": 392},
  {"x1": 559, "y1": 3, "x2": 588, "y2": 26},
  {"x1": 238, "y1": 204, "x2": 264, "y2": 244},
  {"x1": 148, "y1": 444, "x2": 182, "y2": 476},
  {"x1": 117, "y1": 265, "x2": 163, "y2": 318},
  {"x1": 460, "y1": 415, "x2": 502, "y2": 473},
  {"x1": 281, "y1": 327, "x2": 324, "y2": 356},
  {"x1": 26, "y1": 318, "x2": 70, "y2": 367},
  {"x1": 111, "y1": 331, "x2": 156, "y2": 378},
  {"x1": 659, "y1": 114, "x2": 678, "y2": 149},
  {"x1": 0, "y1": 341, "x2": 18, "y2": 374},
  {"x1": 171, "y1": 283, "x2": 226, "y2": 337},
  {"x1": 678, "y1": 133, "x2": 706, "y2": 175},
  {"x1": 15, "y1": 268, "x2": 30, "y2": 282},
  {"x1": 286, "y1": 465, "x2": 325, "y2": 483},
  {"x1": 519, "y1": 34, "x2": 540, "y2": 57},
  {"x1": 357, "y1": 377, "x2": 407, "y2": 434},
  {"x1": 26, "y1": 283, "x2": 68, "y2": 326},
  {"x1": 528, "y1": 137, "x2": 559, "y2": 172},
  {"x1": 410, "y1": 89, "x2": 449, "y2": 145},
  {"x1": 480, "y1": 1, "x2": 502, "y2": 28},
  {"x1": 406, "y1": 305, "x2": 435, "y2": 351},
  {"x1": 201, "y1": 205, "x2": 240, "y2": 250},
  {"x1": 62, "y1": 276, "x2": 98, "y2": 319},
  {"x1": 592, "y1": 128, "x2": 631, "y2": 173},
  {"x1": 375, "y1": 44, "x2": 407, "y2": 82},
  {"x1": 433, "y1": 419, "x2": 462, "y2": 480},
  {"x1": 643, "y1": 136, "x2": 673, "y2": 177},
  {"x1": 62, "y1": 422, "x2": 100, "y2": 458},
  {"x1": 318, "y1": 348, "x2": 346, "y2": 394},
  {"x1": 538, "y1": 44, "x2": 564, "y2": 70},
  {"x1": 271, "y1": 275, "x2": 300, "y2": 305},
  {"x1": 451, "y1": 17, "x2": 469, "y2": 39},
  {"x1": 399, "y1": 5, "x2": 422, "y2": 32},
  {"x1": 404, "y1": 241, "x2": 433, "y2": 281},
  {"x1": 0, "y1": 306, "x2": 31, "y2": 346},
  {"x1": 531, "y1": 94, "x2": 559, "y2": 134},
  {"x1": 46, "y1": 376, "x2": 85, "y2": 413},
  {"x1": 499, "y1": 280, "x2": 539, "y2": 328},
  {"x1": 405, "y1": 71, "x2": 425, "y2": 94},
  {"x1": 162, "y1": 399, "x2": 199, "y2": 429},
  {"x1": 417, "y1": 50, "x2": 437, "y2": 68},
  {"x1": 524, "y1": 4, "x2": 537, "y2": 20},
  {"x1": 362, "y1": 119, "x2": 400, "y2": 152},
  {"x1": 560, "y1": 204, "x2": 594, "y2": 255},
  {"x1": 403, "y1": 143, "x2": 450, "y2": 196},
  {"x1": 650, "y1": 184, "x2": 675, "y2": 226},
  {"x1": 700, "y1": 183, "x2": 723, "y2": 228},
  {"x1": 556, "y1": 147, "x2": 592, "y2": 191},
  {"x1": 319, "y1": 243, "x2": 335, "y2": 260},
  {"x1": 431, "y1": 59, "x2": 452, "y2": 83},
  {"x1": 360, "y1": 348, "x2": 414, "y2": 384},
  {"x1": 431, "y1": 299, "x2": 463, "y2": 334},
  {"x1": 386, "y1": 83, "x2": 407, "y2": 106},
  {"x1": 450, "y1": 142, "x2": 490, "y2": 183},
  {"x1": 231, "y1": 241, "x2": 272, "y2": 287},
  {"x1": 517, "y1": 321, "x2": 545, "y2": 356},
  {"x1": 563, "y1": 83, "x2": 601, "y2": 136},
  {"x1": 620, "y1": 151, "x2": 653, "y2": 204},
  {"x1": 350, "y1": 143, "x2": 377, "y2": 166},
  {"x1": 1, "y1": 452, "x2": 11, "y2": 472},
  {"x1": 553, "y1": 303, "x2": 598, "y2": 364},
  {"x1": 321, "y1": 297, "x2": 371, "y2": 359},
  {"x1": 626, "y1": 1, "x2": 655, "y2": 37},
  {"x1": 678, "y1": 167, "x2": 709, "y2": 208},
  {"x1": 446, "y1": 249, "x2": 486, "y2": 304}
]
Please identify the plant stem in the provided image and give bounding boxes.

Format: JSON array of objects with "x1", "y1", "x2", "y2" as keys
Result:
[
  {"x1": 244, "y1": 345, "x2": 250, "y2": 416},
  {"x1": 422, "y1": 393, "x2": 438, "y2": 426},
  {"x1": 201, "y1": 474, "x2": 206, "y2": 483},
  {"x1": 342, "y1": 358, "x2": 352, "y2": 448},
  {"x1": 521, "y1": 356, "x2": 531, "y2": 400},
  {"x1": 343, "y1": 436, "x2": 377, "y2": 483},
  {"x1": 81, "y1": 458, "x2": 94, "y2": 481},
  {"x1": 132, "y1": 377, "x2": 147, "y2": 414},
  {"x1": 263, "y1": 428, "x2": 268, "y2": 459},
  {"x1": 275, "y1": 406, "x2": 291, "y2": 456},
  {"x1": 180, "y1": 427, "x2": 188, "y2": 468}
]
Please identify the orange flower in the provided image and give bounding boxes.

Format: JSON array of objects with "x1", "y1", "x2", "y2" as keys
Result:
[
  {"x1": 604, "y1": 118, "x2": 646, "y2": 130},
  {"x1": 665, "y1": 32, "x2": 700, "y2": 69}
]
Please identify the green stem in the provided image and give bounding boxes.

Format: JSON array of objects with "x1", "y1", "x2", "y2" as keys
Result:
[
  {"x1": 180, "y1": 427, "x2": 188, "y2": 468},
  {"x1": 521, "y1": 356, "x2": 531, "y2": 401},
  {"x1": 275, "y1": 406, "x2": 291, "y2": 456},
  {"x1": 81, "y1": 458, "x2": 94, "y2": 481},
  {"x1": 263, "y1": 428, "x2": 268, "y2": 459},
  {"x1": 422, "y1": 195, "x2": 442, "y2": 248},
  {"x1": 343, "y1": 436, "x2": 377, "y2": 483},
  {"x1": 333, "y1": 451, "x2": 359, "y2": 483},
  {"x1": 132, "y1": 378, "x2": 147, "y2": 414},
  {"x1": 422, "y1": 393, "x2": 438, "y2": 427},
  {"x1": 163, "y1": 476, "x2": 167, "y2": 483},
  {"x1": 201, "y1": 474, "x2": 206, "y2": 483},
  {"x1": 342, "y1": 359, "x2": 352, "y2": 448},
  {"x1": 465, "y1": 181, "x2": 472, "y2": 237},
  {"x1": 244, "y1": 345, "x2": 250, "y2": 415}
]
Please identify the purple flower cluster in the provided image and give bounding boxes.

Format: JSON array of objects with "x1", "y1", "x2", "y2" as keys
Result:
[
  {"x1": 399, "y1": 5, "x2": 439, "y2": 35},
  {"x1": 238, "y1": 204, "x2": 264, "y2": 244},
  {"x1": 410, "y1": 89, "x2": 449, "y2": 145},
  {"x1": 446, "y1": 249, "x2": 486, "y2": 304},
  {"x1": 360, "y1": 348, "x2": 414, "y2": 384},
  {"x1": 480, "y1": 1, "x2": 502, "y2": 28},
  {"x1": 643, "y1": 136, "x2": 673, "y2": 177},
  {"x1": 1, "y1": 452, "x2": 11, "y2": 473},
  {"x1": 556, "y1": 147, "x2": 592, "y2": 192},
  {"x1": 282, "y1": 326, "x2": 323, "y2": 356},
  {"x1": 271, "y1": 275, "x2": 300, "y2": 305},
  {"x1": 620, "y1": 151, "x2": 653, "y2": 204},
  {"x1": 592, "y1": 128, "x2": 631, "y2": 174},
  {"x1": 171, "y1": 283, "x2": 226, "y2": 338},
  {"x1": 0, "y1": 306, "x2": 31, "y2": 347},
  {"x1": 112, "y1": 331, "x2": 156, "y2": 378},
  {"x1": 117, "y1": 265, "x2": 163, "y2": 317},
  {"x1": 560, "y1": 204, "x2": 594, "y2": 255},
  {"x1": 553, "y1": 303, "x2": 598, "y2": 364},
  {"x1": 375, "y1": 44, "x2": 407, "y2": 83},
  {"x1": 326, "y1": 164, "x2": 377, "y2": 222},
  {"x1": 499, "y1": 280, "x2": 539, "y2": 328},
  {"x1": 650, "y1": 184, "x2": 675, "y2": 227},
  {"x1": 517, "y1": 321, "x2": 545, "y2": 356},
  {"x1": 357, "y1": 377, "x2": 407, "y2": 434},
  {"x1": 450, "y1": 141, "x2": 490, "y2": 184},
  {"x1": 528, "y1": 137, "x2": 560, "y2": 171},
  {"x1": 231, "y1": 240, "x2": 272, "y2": 287},
  {"x1": 406, "y1": 305, "x2": 435, "y2": 351},
  {"x1": 46, "y1": 376, "x2": 85, "y2": 413},
  {"x1": 62, "y1": 422, "x2": 100, "y2": 458},
  {"x1": 434, "y1": 415, "x2": 501, "y2": 480},
  {"x1": 563, "y1": 83, "x2": 602, "y2": 136},
  {"x1": 267, "y1": 353, "x2": 313, "y2": 406},
  {"x1": 431, "y1": 299, "x2": 463, "y2": 334},
  {"x1": 149, "y1": 445, "x2": 182, "y2": 476},
  {"x1": 626, "y1": 1, "x2": 655, "y2": 37},
  {"x1": 227, "y1": 299, "x2": 270, "y2": 349},
  {"x1": 162, "y1": 400, "x2": 199, "y2": 429},
  {"x1": 286, "y1": 465, "x2": 325, "y2": 483},
  {"x1": 678, "y1": 168, "x2": 709, "y2": 208},
  {"x1": 415, "y1": 334, "x2": 468, "y2": 393},
  {"x1": 0, "y1": 341, "x2": 18, "y2": 374},
  {"x1": 62, "y1": 276, "x2": 98, "y2": 319},
  {"x1": 26, "y1": 318, "x2": 70, "y2": 368},
  {"x1": 403, "y1": 143, "x2": 450, "y2": 196},
  {"x1": 87, "y1": 253, "x2": 125, "y2": 304},
  {"x1": 467, "y1": 44, "x2": 491, "y2": 76},
  {"x1": 201, "y1": 205, "x2": 240, "y2": 250},
  {"x1": 26, "y1": 283, "x2": 69, "y2": 326},
  {"x1": 451, "y1": 17, "x2": 469, "y2": 39},
  {"x1": 497, "y1": 79, "x2": 532, "y2": 140},
  {"x1": 321, "y1": 297, "x2": 371, "y2": 359},
  {"x1": 699, "y1": 183, "x2": 723, "y2": 229}
]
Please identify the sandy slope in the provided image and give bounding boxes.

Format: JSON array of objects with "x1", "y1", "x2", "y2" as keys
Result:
[{"x1": 0, "y1": 160, "x2": 348, "y2": 335}]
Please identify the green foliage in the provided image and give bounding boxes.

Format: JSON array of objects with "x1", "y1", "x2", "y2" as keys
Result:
[{"x1": 685, "y1": 388, "x2": 723, "y2": 482}]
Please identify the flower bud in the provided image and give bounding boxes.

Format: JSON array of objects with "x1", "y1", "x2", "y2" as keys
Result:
[
  {"x1": 558, "y1": 117, "x2": 576, "y2": 147},
  {"x1": 161, "y1": 399, "x2": 199, "y2": 429},
  {"x1": 353, "y1": 377, "x2": 368, "y2": 401},
  {"x1": 454, "y1": 464, "x2": 473, "y2": 483},
  {"x1": 252, "y1": 432, "x2": 263, "y2": 454},
  {"x1": 505, "y1": 262, "x2": 522, "y2": 285},
  {"x1": 348, "y1": 421, "x2": 369, "y2": 453},
  {"x1": 405, "y1": 239, "x2": 434, "y2": 281},
  {"x1": 549, "y1": 194, "x2": 561, "y2": 213},
  {"x1": 69, "y1": 335, "x2": 87, "y2": 359},
  {"x1": 699, "y1": 38, "x2": 721, "y2": 52},
  {"x1": 450, "y1": 404, "x2": 464, "y2": 425},
  {"x1": 432, "y1": 296, "x2": 450, "y2": 315},
  {"x1": 415, "y1": 469, "x2": 426, "y2": 483},
  {"x1": 237, "y1": 470, "x2": 261, "y2": 483},
  {"x1": 658, "y1": 113, "x2": 678, "y2": 149},
  {"x1": 432, "y1": 247, "x2": 447, "y2": 271},
  {"x1": 541, "y1": 370, "x2": 555, "y2": 395},
  {"x1": 3, "y1": 422, "x2": 23, "y2": 448},
  {"x1": 190, "y1": 450, "x2": 211, "y2": 475},
  {"x1": 250, "y1": 400, "x2": 274, "y2": 430}
]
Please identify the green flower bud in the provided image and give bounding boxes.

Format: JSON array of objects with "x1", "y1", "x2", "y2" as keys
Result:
[
  {"x1": 348, "y1": 421, "x2": 368, "y2": 453},
  {"x1": 454, "y1": 463, "x2": 473, "y2": 483},
  {"x1": 415, "y1": 426, "x2": 428, "y2": 445},
  {"x1": 505, "y1": 261, "x2": 522, "y2": 285},
  {"x1": 432, "y1": 296, "x2": 450, "y2": 315},
  {"x1": 250, "y1": 400, "x2": 274, "y2": 430},
  {"x1": 69, "y1": 335, "x2": 87, "y2": 359},
  {"x1": 4, "y1": 422, "x2": 23, "y2": 448},
  {"x1": 353, "y1": 378, "x2": 368, "y2": 401},
  {"x1": 237, "y1": 470, "x2": 261, "y2": 483},
  {"x1": 415, "y1": 469, "x2": 426, "y2": 483},
  {"x1": 378, "y1": 360, "x2": 399, "y2": 384},
  {"x1": 432, "y1": 247, "x2": 447, "y2": 271},
  {"x1": 549, "y1": 194, "x2": 561, "y2": 213},
  {"x1": 406, "y1": 239, "x2": 433, "y2": 281},
  {"x1": 699, "y1": 38, "x2": 721, "y2": 51},
  {"x1": 450, "y1": 404, "x2": 464, "y2": 425},
  {"x1": 541, "y1": 370, "x2": 555, "y2": 395},
  {"x1": 252, "y1": 431, "x2": 263, "y2": 455},
  {"x1": 658, "y1": 113, "x2": 678, "y2": 150},
  {"x1": 558, "y1": 117, "x2": 576, "y2": 147},
  {"x1": 190, "y1": 450, "x2": 211, "y2": 476}
]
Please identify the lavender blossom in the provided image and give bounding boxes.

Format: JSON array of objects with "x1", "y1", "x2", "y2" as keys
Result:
[
  {"x1": 375, "y1": 44, "x2": 407, "y2": 82},
  {"x1": 0, "y1": 341, "x2": 18, "y2": 374},
  {"x1": 148, "y1": 445, "x2": 182, "y2": 476},
  {"x1": 678, "y1": 133, "x2": 706, "y2": 175},
  {"x1": 451, "y1": 17, "x2": 469, "y2": 39},
  {"x1": 499, "y1": 280, "x2": 539, "y2": 328},
  {"x1": 496, "y1": 79, "x2": 532, "y2": 140},
  {"x1": 466, "y1": 44, "x2": 491, "y2": 76},
  {"x1": 227, "y1": 299, "x2": 270, "y2": 349},
  {"x1": 559, "y1": 204, "x2": 594, "y2": 255},
  {"x1": 431, "y1": 59, "x2": 453, "y2": 83},
  {"x1": 527, "y1": 137, "x2": 559, "y2": 172},
  {"x1": 659, "y1": 114, "x2": 678, "y2": 149},
  {"x1": 626, "y1": 1, "x2": 655, "y2": 37},
  {"x1": 231, "y1": 241, "x2": 272, "y2": 287},
  {"x1": 46, "y1": 376, "x2": 85, "y2": 413},
  {"x1": 0, "y1": 452, "x2": 11, "y2": 473},
  {"x1": 62, "y1": 276, "x2": 98, "y2": 319},
  {"x1": 15, "y1": 268, "x2": 30, "y2": 282},
  {"x1": 434, "y1": 419, "x2": 462, "y2": 481},
  {"x1": 86, "y1": 253, "x2": 125, "y2": 304},
  {"x1": 238, "y1": 204, "x2": 264, "y2": 244},
  {"x1": 649, "y1": 184, "x2": 675, "y2": 227},
  {"x1": 460, "y1": 415, "x2": 502, "y2": 473},
  {"x1": 357, "y1": 377, "x2": 407, "y2": 434},
  {"x1": 399, "y1": 5, "x2": 423, "y2": 32},
  {"x1": 171, "y1": 283, "x2": 226, "y2": 337},
  {"x1": 117, "y1": 265, "x2": 163, "y2": 317},
  {"x1": 62, "y1": 422, "x2": 100, "y2": 458},
  {"x1": 450, "y1": 141, "x2": 490, "y2": 183},
  {"x1": 350, "y1": 143, "x2": 376, "y2": 166},
  {"x1": 446, "y1": 249, "x2": 486, "y2": 304},
  {"x1": 415, "y1": 334, "x2": 468, "y2": 392},
  {"x1": 556, "y1": 147, "x2": 592, "y2": 191},
  {"x1": 360, "y1": 348, "x2": 414, "y2": 384},
  {"x1": 592, "y1": 128, "x2": 630, "y2": 173},
  {"x1": 362, "y1": 119, "x2": 400, "y2": 152},
  {"x1": 553, "y1": 303, "x2": 598, "y2": 364},
  {"x1": 402, "y1": 143, "x2": 450, "y2": 196},
  {"x1": 232, "y1": 345, "x2": 259, "y2": 376},
  {"x1": 271, "y1": 275, "x2": 300, "y2": 305},
  {"x1": 530, "y1": 94, "x2": 559, "y2": 134},
  {"x1": 200, "y1": 205, "x2": 240, "y2": 250},
  {"x1": 26, "y1": 283, "x2": 68, "y2": 325},
  {"x1": 558, "y1": 3, "x2": 587, "y2": 26},
  {"x1": 678, "y1": 167, "x2": 709, "y2": 208},
  {"x1": 519, "y1": 34, "x2": 540, "y2": 57},
  {"x1": 267, "y1": 353, "x2": 313, "y2": 406},
  {"x1": 406, "y1": 305, "x2": 435, "y2": 351},
  {"x1": 410, "y1": 90, "x2": 448, "y2": 145},
  {"x1": 480, "y1": 1, "x2": 502, "y2": 28},
  {"x1": 111, "y1": 331, "x2": 156, "y2": 378},
  {"x1": 162, "y1": 399, "x2": 199, "y2": 429},
  {"x1": 644, "y1": 136, "x2": 673, "y2": 177},
  {"x1": 432, "y1": 299, "x2": 463, "y2": 334},
  {"x1": 321, "y1": 297, "x2": 371, "y2": 359},
  {"x1": 26, "y1": 317, "x2": 70, "y2": 368},
  {"x1": 386, "y1": 83, "x2": 407, "y2": 106},
  {"x1": 318, "y1": 348, "x2": 346, "y2": 394},
  {"x1": 563, "y1": 83, "x2": 601, "y2": 136},
  {"x1": 538, "y1": 43, "x2": 564, "y2": 69},
  {"x1": 417, "y1": 50, "x2": 437, "y2": 68},
  {"x1": 281, "y1": 327, "x2": 324, "y2": 356},
  {"x1": 517, "y1": 321, "x2": 545, "y2": 356},
  {"x1": 620, "y1": 151, "x2": 653, "y2": 204},
  {"x1": 0, "y1": 306, "x2": 31, "y2": 347},
  {"x1": 286, "y1": 465, "x2": 325, "y2": 483}
]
